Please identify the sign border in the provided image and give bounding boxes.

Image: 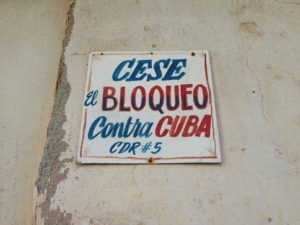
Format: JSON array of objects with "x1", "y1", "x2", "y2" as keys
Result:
[{"x1": 77, "y1": 51, "x2": 222, "y2": 164}]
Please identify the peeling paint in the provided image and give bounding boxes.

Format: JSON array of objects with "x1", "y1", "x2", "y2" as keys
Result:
[
  {"x1": 34, "y1": 1, "x2": 300, "y2": 224},
  {"x1": 35, "y1": 1, "x2": 75, "y2": 225}
]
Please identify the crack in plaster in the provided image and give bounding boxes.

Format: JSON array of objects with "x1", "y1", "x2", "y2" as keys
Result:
[
  {"x1": 246, "y1": 57, "x2": 270, "y2": 122},
  {"x1": 226, "y1": 0, "x2": 271, "y2": 122}
]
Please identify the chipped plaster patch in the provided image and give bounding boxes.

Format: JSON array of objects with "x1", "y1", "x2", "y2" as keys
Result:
[{"x1": 35, "y1": 1, "x2": 75, "y2": 225}]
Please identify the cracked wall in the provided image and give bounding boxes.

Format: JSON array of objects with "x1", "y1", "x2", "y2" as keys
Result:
[{"x1": 35, "y1": 0, "x2": 300, "y2": 224}]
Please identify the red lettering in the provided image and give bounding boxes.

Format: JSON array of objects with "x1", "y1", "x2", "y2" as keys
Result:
[
  {"x1": 180, "y1": 84, "x2": 193, "y2": 110},
  {"x1": 170, "y1": 116, "x2": 187, "y2": 137},
  {"x1": 193, "y1": 84, "x2": 208, "y2": 109},
  {"x1": 155, "y1": 116, "x2": 172, "y2": 137},
  {"x1": 119, "y1": 86, "x2": 130, "y2": 111},
  {"x1": 102, "y1": 86, "x2": 117, "y2": 111},
  {"x1": 131, "y1": 86, "x2": 146, "y2": 111},
  {"x1": 182, "y1": 115, "x2": 199, "y2": 137},
  {"x1": 195, "y1": 114, "x2": 211, "y2": 137}
]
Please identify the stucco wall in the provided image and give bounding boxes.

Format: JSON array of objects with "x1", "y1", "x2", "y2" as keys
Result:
[
  {"x1": 1, "y1": 0, "x2": 299, "y2": 224},
  {"x1": 0, "y1": 1, "x2": 70, "y2": 224},
  {"x1": 35, "y1": 0, "x2": 300, "y2": 224}
]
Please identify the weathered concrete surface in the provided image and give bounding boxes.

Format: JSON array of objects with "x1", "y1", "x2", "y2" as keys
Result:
[
  {"x1": 36, "y1": 2, "x2": 75, "y2": 225},
  {"x1": 0, "y1": 1, "x2": 70, "y2": 224},
  {"x1": 36, "y1": 0, "x2": 300, "y2": 224}
]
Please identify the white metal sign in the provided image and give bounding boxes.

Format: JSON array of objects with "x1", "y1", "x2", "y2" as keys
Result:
[{"x1": 77, "y1": 51, "x2": 221, "y2": 163}]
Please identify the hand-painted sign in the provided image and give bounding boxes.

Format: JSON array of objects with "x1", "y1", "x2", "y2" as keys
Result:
[{"x1": 77, "y1": 51, "x2": 221, "y2": 164}]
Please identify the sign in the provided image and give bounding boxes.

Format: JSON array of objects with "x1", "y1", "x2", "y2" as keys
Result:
[{"x1": 77, "y1": 51, "x2": 221, "y2": 164}]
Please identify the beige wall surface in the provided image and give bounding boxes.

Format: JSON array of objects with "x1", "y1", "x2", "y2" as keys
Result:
[
  {"x1": 35, "y1": 0, "x2": 300, "y2": 225},
  {"x1": 1, "y1": 0, "x2": 299, "y2": 225},
  {"x1": 0, "y1": 1, "x2": 69, "y2": 225}
]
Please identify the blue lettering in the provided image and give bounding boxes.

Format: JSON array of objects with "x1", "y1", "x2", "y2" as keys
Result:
[
  {"x1": 84, "y1": 90, "x2": 98, "y2": 106},
  {"x1": 112, "y1": 58, "x2": 136, "y2": 81},
  {"x1": 162, "y1": 59, "x2": 186, "y2": 81},
  {"x1": 88, "y1": 116, "x2": 153, "y2": 139},
  {"x1": 127, "y1": 60, "x2": 152, "y2": 81},
  {"x1": 112, "y1": 58, "x2": 187, "y2": 82},
  {"x1": 88, "y1": 116, "x2": 106, "y2": 140},
  {"x1": 150, "y1": 59, "x2": 171, "y2": 81},
  {"x1": 109, "y1": 141, "x2": 122, "y2": 153}
]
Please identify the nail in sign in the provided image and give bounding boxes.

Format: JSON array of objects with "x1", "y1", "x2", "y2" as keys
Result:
[{"x1": 78, "y1": 51, "x2": 221, "y2": 164}]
